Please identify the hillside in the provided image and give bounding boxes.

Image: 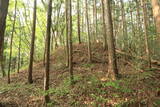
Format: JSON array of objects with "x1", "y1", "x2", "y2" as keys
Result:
[{"x1": 0, "y1": 43, "x2": 160, "y2": 107}]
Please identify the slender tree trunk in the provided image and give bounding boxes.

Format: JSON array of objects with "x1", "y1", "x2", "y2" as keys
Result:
[
  {"x1": 93, "y1": 0, "x2": 97, "y2": 41},
  {"x1": 68, "y1": 0, "x2": 74, "y2": 84},
  {"x1": 120, "y1": 0, "x2": 128, "y2": 49},
  {"x1": 141, "y1": 0, "x2": 152, "y2": 68},
  {"x1": 8, "y1": 0, "x2": 17, "y2": 84},
  {"x1": 151, "y1": 0, "x2": 160, "y2": 41},
  {"x1": 81, "y1": 5, "x2": 84, "y2": 41},
  {"x1": 101, "y1": 0, "x2": 107, "y2": 50},
  {"x1": 65, "y1": 0, "x2": 69, "y2": 67},
  {"x1": 135, "y1": 0, "x2": 141, "y2": 31},
  {"x1": 44, "y1": 0, "x2": 52, "y2": 103},
  {"x1": 104, "y1": 0, "x2": 118, "y2": 80},
  {"x1": 77, "y1": 0, "x2": 81, "y2": 44},
  {"x1": 85, "y1": 0, "x2": 92, "y2": 62},
  {"x1": 0, "y1": 0, "x2": 9, "y2": 77},
  {"x1": 94, "y1": 0, "x2": 98, "y2": 39},
  {"x1": 43, "y1": 36, "x2": 46, "y2": 66},
  {"x1": 130, "y1": 9, "x2": 135, "y2": 37},
  {"x1": 28, "y1": 0, "x2": 37, "y2": 84},
  {"x1": 17, "y1": 27, "x2": 22, "y2": 73}
]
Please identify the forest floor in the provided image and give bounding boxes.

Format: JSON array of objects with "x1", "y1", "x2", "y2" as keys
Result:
[{"x1": 0, "y1": 43, "x2": 160, "y2": 107}]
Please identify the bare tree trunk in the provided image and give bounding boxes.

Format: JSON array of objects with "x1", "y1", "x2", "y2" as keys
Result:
[
  {"x1": 135, "y1": 0, "x2": 141, "y2": 31},
  {"x1": 44, "y1": 0, "x2": 52, "y2": 103},
  {"x1": 28, "y1": 0, "x2": 37, "y2": 84},
  {"x1": 8, "y1": 0, "x2": 17, "y2": 84},
  {"x1": 65, "y1": 0, "x2": 69, "y2": 67},
  {"x1": 151, "y1": 0, "x2": 160, "y2": 42},
  {"x1": 85, "y1": 0, "x2": 92, "y2": 62},
  {"x1": 120, "y1": 0, "x2": 128, "y2": 49},
  {"x1": 17, "y1": 24, "x2": 22, "y2": 73},
  {"x1": 130, "y1": 9, "x2": 135, "y2": 37},
  {"x1": 0, "y1": 0, "x2": 9, "y2": 77},
  {"x1": 101, "y1": 0, "x2": 107, "y2": 50},
  {"x1": 77, "y1": 0, "x2": 81, "y2": 44},
  {"x1": 68, "y1": 0, "x2": 74, "y2": 84},
  {"x1": 104, "y1": 0, "x2": 118, "y2": 80},
  {"x1": 93, "y1": 0, "x2": 97, "y2": 41},
  {"x1": 141, "y1": 0, "x2": 151, "y2": 68}
]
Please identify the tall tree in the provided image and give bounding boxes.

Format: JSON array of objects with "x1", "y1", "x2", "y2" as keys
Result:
[
  {"x1": 120, "y1": 0, "x2": 128, "y2": 49},
  {"x1": 0, "y1": 0, "x2": 9, "y2": 77},
  {"x1": 65, "y1": 0, "x2": 69, "y2": 67},
  {"x1": 85, "y1": 0, "x2": 92, "y2": 62},
  {"x1": 44, "y1": 0, "x2": 52, "y2": 103},
  {"x1": 77, "y1": 0, "x2": 81, "y2": 44},
  {"x1": 101, "y1": 0, "x2": 107, "y2": 50},
  {"x1": 28, "y1": 0, "x2": 37, "y2": 84},
  {"x1": 93, "y1": 0, "x2": 97, "y2": 41},
  {"x1": 17, "y1": 19, "x2": 22, "y2": 73},
  {"x1": 141, "y1": 0, "x2": 151, "y2": 68},
  {"x1": 104, "y1": 0, "x2": 118, "y2": 80},
  {"x1": 8, "y1": 0, "x2": 17, "y2": 84},
  {"x1": 151, "y1": 0, "x2": 160, "y2": 41},
  {"x1": 68, "y1": 0, "x2": 74, "y2": 84},
  {"x1": 135, "y1": 0, "x2": 141, "y2": 31}
]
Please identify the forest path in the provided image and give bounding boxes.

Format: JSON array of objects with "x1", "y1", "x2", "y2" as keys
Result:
[{"x1": 0, "y1": 43, "x2": 160, "y2": 107}]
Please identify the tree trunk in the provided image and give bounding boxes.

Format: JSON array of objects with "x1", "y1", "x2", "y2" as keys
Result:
[
  {"x1": 104, "y1": 0, "x2": 118, "y2": 80},
  {"x1": 93, "y1": 0, "x2": 97, "y2": 41},
  {"x1": 151, "y1": 0, "x2": 160, "y2": 42},
  {"x1": 120, "y1": 0, "x2": 128, "y2": 50},
  {"x1": 135, "y1": 0, "x2": 141, "y2": 31},
  {"x1": 85, "y1": 0, "x2": 92, "y2": 62},
  {"x1": 17, "y1": 24, "x2": 22, "y2": 73},
  {"x1": 44, "y1": 0, "x2": 52, "y2": 103},
  {"x1": 77, "y1": 0, "x2": 81, "y2": 44},
  {"x1": 8, "y1": 0, "x2": 17, "y2": 84},
  {"x1": 0, "y1": 0, "x2": 9, "y2": 77},
  {"x1": 65, "y1": 0, "x2": 69, "y2": 67},
  {"x1": 101, "y1": 0, "x2": 107, "y2": 50},
  {"x1": 141, "y1": 0, "x2": 152, "y2": 68},
  {"x1": 28, "y1": 0, "x2": 37, "y2": 84},
  {"x1": 130, "y1": 9, "x2": 135, "y2": 37},
  {"x1": 68, "y1": 0, "x2": 74, "y2": 84}
]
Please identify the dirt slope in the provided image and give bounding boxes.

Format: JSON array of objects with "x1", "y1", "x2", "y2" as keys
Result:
[{"x1": 0, "y1": 43, "x2": 160, "y2": 107}]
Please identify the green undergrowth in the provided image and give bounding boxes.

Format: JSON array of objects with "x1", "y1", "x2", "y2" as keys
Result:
[
  {"x1": 0, "y1": 65, "x2": 160, "y2": 106},
  {"x1": 40, "y1": 70, "x2": 159, "y2": 106}
]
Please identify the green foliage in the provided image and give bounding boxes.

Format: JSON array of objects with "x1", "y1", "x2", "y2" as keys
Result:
[
  {"x1": 81, "y1": 63, "x2": 95, "y2": 68},
  {"x1": 102, "y1": 81, "x2": 120, "y2": 89},
  {"x1": 102, "y1": 80, "x2": 132, "y2": 93},
  {"x1": 115, "y1": 99, "x2": 136, "y2": 107},
  {"x1": 90, "y1": 93, "x2": 108, "y2": 105},
  {"x1": 154, "y1": 99, "x2": 160, "y2": 107}
]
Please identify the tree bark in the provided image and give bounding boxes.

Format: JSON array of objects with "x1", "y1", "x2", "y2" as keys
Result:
[
  {"x1": 8, "y1": 0, "x2": 17, "y2": 84},
  {"x1": 93, "y1": 0, "x2": 97, "y2": 41},
  {"x1": 101, "y1": 0, "x2": 107, "y2": 50},
  {"x1": 65, "y1": 0, "x2": 69, "y2": 67},
  {"x1": 77, "y1": 0, "x2": 81, "y2": 44},
  {"x1": 135, "y1": 0, "x2": 141, "y2": 31},
  {"x1": 141, "y1": 0, "x2": 152, "y2": 68},
  {"x1": 17, "y1": 22, "x2": 22, "y2": 73},
  {"x1": 68, "y1": 0, "x2": 74, "y2": 84},
  {"x1": 85, "y1": 0, "x2": 92, "y2": 62},
  {"x1": 44, "y1": 0, "x2": 52, "y2": 103},
  {"x1": 151, "y1": 0, "x2": 160, "y2": 42},
  {"x1": 104, "y1": 0, "x2": 118, "y2": 80},
  {"x1": 28, "y1": 0, "x2": 37, "y2": 84},
  {"x1": 120, "y1": 0, "x2": 128, "y2": 50},
  {"x1": 0, "y1": 0, "x2": 9, "y2": 77}
]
